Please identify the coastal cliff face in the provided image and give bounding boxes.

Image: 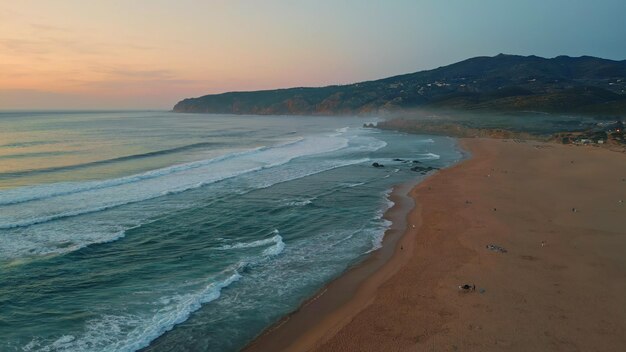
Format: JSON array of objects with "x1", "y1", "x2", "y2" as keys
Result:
[{"x1": 173, "y1": 54, "x2": 626, "y2": 116}]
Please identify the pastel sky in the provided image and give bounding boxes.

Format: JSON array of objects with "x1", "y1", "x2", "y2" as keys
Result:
[{"x1": 1, "y1": 0, "x2": 625, "y2": 110}]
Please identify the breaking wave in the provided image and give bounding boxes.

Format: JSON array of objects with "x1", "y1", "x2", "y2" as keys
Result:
[{"x1": 23, "y1": 272, "x2": 243, "y2": 352}]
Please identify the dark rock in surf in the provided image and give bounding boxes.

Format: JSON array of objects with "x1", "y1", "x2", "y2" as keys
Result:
[{"x1": 410, "y1": 165, "x2": 438, "y2": 174}]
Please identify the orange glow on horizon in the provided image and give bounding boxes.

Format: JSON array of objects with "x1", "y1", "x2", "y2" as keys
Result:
[
  {"x1": 0, "y1": 2, "x2": 363, "y2": 109},
  {"x1": 2, "y1": 1, "x2": 625, "y2": 109}
]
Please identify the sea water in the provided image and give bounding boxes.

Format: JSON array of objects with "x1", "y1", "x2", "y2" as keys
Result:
[{"x1": 0, "y1": 111, "x2": 462, "y2": 351}]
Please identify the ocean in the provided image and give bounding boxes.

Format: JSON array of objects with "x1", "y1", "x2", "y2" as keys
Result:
[{"x1": 0, "y1": 111, "x2": 462, "y2": 351}]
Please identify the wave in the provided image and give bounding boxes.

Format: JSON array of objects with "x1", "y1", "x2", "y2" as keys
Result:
[
  {"x1": 0, "y1": 147, "x2": 257, "y2": 207},
  {"x1": 0, "y1": 133, "x2": 389, "y2": 260},
  {"x1": 353, "y1": 139, "x2": 387, "y2": 152},
  {"x1": 1, "y1": 204, "x2": 142, "y2": 230},
  {"x1": 0, "y1": 137, "x2": 348, "y2": 230},
  {"x1": 283, "y1": 198, "x2": 314, "y2": 207},
  {"x1": 417, "y1": 152, "x2": 440, "y2": 160},
  {"x1": 252, "y1": 157, "x2": 371, "y2": 192},
  {"x1": 366, "y1": 189, "x2": 395, "y2": 252},
  {"x1": 21, "y1": 232, "x2": 287, "y2": 351},
  {"x1": 0, "y1": 140, "x2": 58, "y2": 148},
  {"x1": 328, "y1": 126, "x2": 349, "y2": 137},
  {"x1": 0, "y1": 160, "x2": 265, "y2": 230},
  {"x1": 0, "y1": 150, "x2": 80, "y2": 160},
  {"x1": 218, "y1": 230, "x2": 283, "y2": 251},
  {"x1": 262, "y1": 236, "x2": 285, "y2": 257},
  {"x1": 366, "y1": 218, "x2": 392, "y2": 253},
  {"x1": 25, "y1": 271, "x2": 242, "y2": 352},
  {"x1": 0, "y1": 139, "x2": 307, "y2": 207},
  {"x1": 0, "y1": 157, "x2": 371, "y2": 261},
  {"x1": 0, "y1": 227, "x2": 132, "y2": 267},
  {"x1": 0, "y1": 141, "x2": 225, "y2": 179}
]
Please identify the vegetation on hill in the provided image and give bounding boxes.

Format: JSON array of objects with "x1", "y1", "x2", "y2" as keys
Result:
[{"x1": 173, "y1": 54, "x2": 626, "y2": 116}]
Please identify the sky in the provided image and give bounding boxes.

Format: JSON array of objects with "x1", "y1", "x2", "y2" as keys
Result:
[{"x1": 1, "y1": 0, "x2": 625, "y2": 110}]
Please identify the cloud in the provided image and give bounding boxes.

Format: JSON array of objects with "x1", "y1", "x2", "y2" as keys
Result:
[
  {"x1": 30, "y1": 23, "x2": 72, "y2": 33},
  {"x1": 72, "y1": 77, "x2": 210, "y2": 92},
  {"x1": 93, "y1": 66, "x2": 177, "y2": 79},
  {"x1": 0, "y1": 63, "x2": 29, "y2": 78},
  {"x1": 0, "y1": 6, "x2": 19, "y2": 21},
  {"x1": 1, "y1": 24, "x2": 157, "y2": 59},
  {"x1": 0, "y1": 38, "x2": 52, "y2": 55},
  {"x1": 0, "y1": 36, "x2": 107, "y2": 57},
  {"x1": 0, "y1": 89, "x2": 107, "y2": 109}
]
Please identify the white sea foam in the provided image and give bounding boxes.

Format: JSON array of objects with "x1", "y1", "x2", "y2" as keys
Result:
[
  {"x1": 25, "y1": 272, "x2": 242, "y2": 352},
  {"x1": 4, "y1": 113, "x2": 461, "y2": 352},
  {"x1": 262, "y1": 236, "x2": 285, "y2": 257},
  {"x1": 328, "y1": 126, "x2": 349, "y2": 137},
  {"x1": 353, "y1": 139, "x2": 387, "y2": 151},
  {"x1": 0, "y1": 226, "x2": 132, "y2": 266},
  {"x1": 0, "y1": 138, "x2": 311, "y2": 207},
  {"x1": 366, "y1": 189, "x2": 395, "y2": 252},
  {"x1": 381, "y1": 188, "x2": 396, "y2": 214},
  {"x1": 217, "y1": 230, "x2": 285, "y2": 258},
  {"x1": 327, "y1": 226, "x2": 368, "y2": 249},
  {"x1": 285, "y1": 199, "x2": 313, "y2": 207},
  {"x1": 218, "y1": 232, "x2": 283, "y2": 251},
  {"x1": 418, "y1": 152, "x2": 440, "y2": 160},
  {"x1": 0, "y1": 146, "x2": 267, "y2": 207},
  {"x1": 21, "y1": 232, "x2": 288, "y2": 352},
  {"x1": 0, "y1": 136, "x2": 347, "y2": 230},
  {"x1": 367, "y1": 218, "x2": 393, "y2": 253},
  {"x1": 253, "y1": 157, "x2": 371, "y2": 190},
  {"x1": 0, "y1": 156, "x2": 368, "y2": 262},
  {"x1": 0, "y1": 131, "x2": 387, "y2": 262}
]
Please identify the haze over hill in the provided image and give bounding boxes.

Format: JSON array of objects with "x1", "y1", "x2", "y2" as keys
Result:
[{"x1": 173, "y1": 54, "x2": 626, "y2": 116}]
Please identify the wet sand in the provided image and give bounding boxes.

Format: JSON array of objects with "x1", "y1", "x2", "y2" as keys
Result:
[{"x1": 246, "y1": 138, "x2": 626, "y2": 352}]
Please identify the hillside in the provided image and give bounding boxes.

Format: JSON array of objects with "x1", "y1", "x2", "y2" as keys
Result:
[{"x1": 173, "y1": 54, "x2": 626, "y2": 116}]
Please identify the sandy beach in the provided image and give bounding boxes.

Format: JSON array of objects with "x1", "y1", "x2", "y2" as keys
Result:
[{"x1": 246, "y1": 138, "x2": 626, "y2": 352}]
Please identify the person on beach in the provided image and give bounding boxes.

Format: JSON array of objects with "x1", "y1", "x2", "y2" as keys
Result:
[{"x1": 459, "y1": 284, "x2": 476, "y2": 292}]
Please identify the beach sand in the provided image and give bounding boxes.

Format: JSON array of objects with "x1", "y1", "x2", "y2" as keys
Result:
[{"x1": 246, "y1": 138, "x2": 626, "y2": 352}]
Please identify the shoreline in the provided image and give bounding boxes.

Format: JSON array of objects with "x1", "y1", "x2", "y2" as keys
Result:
[
  {"x1": 244, "y1": 137, "x2": 626, "y2": 351},
  {"x1": 244, "y1": 147, "x2": 469, "y2": 351},
  {"x1": 243, "y1": 178, "x2": 424, "y2": 351}
]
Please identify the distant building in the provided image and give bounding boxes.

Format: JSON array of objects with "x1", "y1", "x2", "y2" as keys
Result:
[{"x1": 607, "y1": 120, "x2": 624, "y2": 134}]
